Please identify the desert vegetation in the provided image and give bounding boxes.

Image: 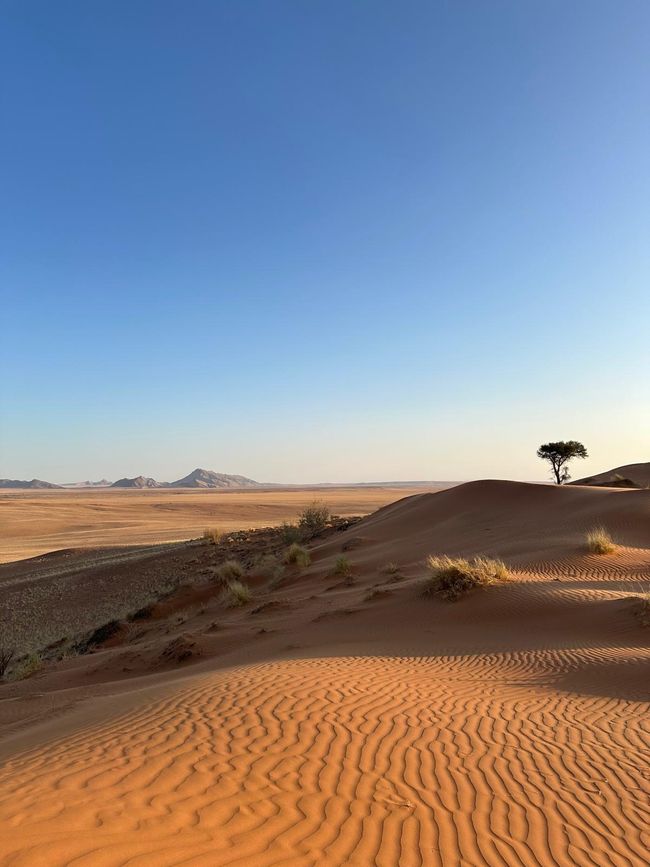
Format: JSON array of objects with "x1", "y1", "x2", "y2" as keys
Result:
[
  {"x1": 537, "y1": 440, "x2": 588, "y2": 484},
  {"x1": 203, "y1": 527, "x2": 222, "y2": 544},
  {"x1": 283, "y1": 543, "x2": 311, "y2": 567},
  {"x1": 586, "y1": 527, "x2": 616, "y2": 554},
  {"x1": 221, "y1": 580, "x2": 252, "y2": 607},
  {"x1": 215, "y1": 559, "x2": 245, "y2": 584},
  {"x1": 332, "y1": 555, "x2": 353, "y2": 578},
  {"x1": 423, "y1": 555, "x2": 511, "y2": 601},
  {"x1": 298, "y1": 501, "x2": 331, "y2": 539}
]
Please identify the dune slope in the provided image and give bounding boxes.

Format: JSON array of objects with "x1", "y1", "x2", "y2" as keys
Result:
[{"x1": 0, "y1": 481, "x2": 648, "y2": 866}]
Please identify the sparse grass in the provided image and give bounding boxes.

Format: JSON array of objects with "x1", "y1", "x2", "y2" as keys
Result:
[
  {"x1": 254, "y1": 554, "x2": 285, "y2": 582},
  {"x1": 203, "y1": 527, "x2": 222, "y2": 545},
  {"x1": 586, "y1": 527, "x2": 616, "y2": 555},
  {"x1": 298, "y1": 501, "x2": 331, "y2": 539},
  {"x1": 215, "y1": 559, "x2": 245, "y2": 584},
  {"x1": 221, "y1": 580, "x2": 252, "y2": 607},
  {"x1": 12, "y1": 652, "x2": 43, "y2": 680},
  {"x1": 284, "y1": 543, "x2": 311, "y2": 568},
  {"x1": 332, "y1": 555, "x2": 353, "y2": 578},
  {"x1": 423, "y1": 555, "x2": 511, "y2": 601}
]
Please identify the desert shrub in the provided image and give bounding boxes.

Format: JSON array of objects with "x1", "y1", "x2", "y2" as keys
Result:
[
  {"x1": 284, "y1": 543, "x2": 311, "y2": 568},
  {"x1": 381, "y1": 562, "x2": 401, "y2": 576},
  {"x1": 280, "y1": 522, "x2": 302, "y2": 544},
  {"x1": 423, "y1": 555, "x2": 511, "y2": 601},
  {"x1": 222, "y1": 580, "x2": 252, "y2": 607},
  {"x1": 298, "y1": 501, "x2": 331, "y2": 539},
  {"x1": 215, "y1": 559, "x2": 245, "y2": 584},
  {"x1": 203, "y1": 527, "x2": 222, "y2": 544},
  {"x1": 586, "y1": 527, "x2": 615, "y2": 555},
  {"x1": 0, "y1": 647, "x2": 15, "y2": 680},
  {"x1": 332, "y1": 555, "x2": 353, "y2": 578},
  {"x1": 13, "y1": 653, "x2": 43, "y2": 680}
]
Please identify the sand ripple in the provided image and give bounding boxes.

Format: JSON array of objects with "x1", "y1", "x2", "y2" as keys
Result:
[{"x1": 0, "y1": 655, "x2": 648, "y2": 866}]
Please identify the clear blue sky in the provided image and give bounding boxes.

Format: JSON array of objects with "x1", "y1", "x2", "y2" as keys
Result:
[{"x1": 2, "y1": 1, "x2": 648, "y2": 483}]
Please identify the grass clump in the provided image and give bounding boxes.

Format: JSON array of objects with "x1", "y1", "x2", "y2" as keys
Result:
[
  {"x1": 423, "y1": 555, "x2": 511, "y2": 601},
  {"x1": 586, "y1": 527, "x2": 615, "y2": 555},
  {"x1": 215, "y1": 559, "x2": 245, "y2": 584},
  {"x1": 332, "y1": 555, "x2": 353, "y2": 578},
  {"x1": 298, "y1": 501, "x2": 331, "y2": 539},
  {"x1": 203, "y1": 527, "x2": 222, "y2": 545},
  {"x1": 12, "y1": 653, "x2": 43, "y2": 681},
  {"x1": 222, "y1": 580, "x2": 252, "y2": 607},
  {"x1": 284, "y1": 543, "x2": 311, "y2": 568},
  {"x1": 635, "y1": 593, "x2": 650, "y2": 627}
]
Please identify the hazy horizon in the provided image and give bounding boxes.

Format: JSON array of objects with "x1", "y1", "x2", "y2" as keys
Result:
[{"x1": 2, "y1": 2, "x2": 648, "y2": 485}]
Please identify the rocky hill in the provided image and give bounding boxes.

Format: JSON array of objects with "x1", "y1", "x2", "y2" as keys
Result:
[
  {"x1": 111, "y1": 476, "x2": 163, "y2": 489},
  {"x1": 168, "y1": 468, "x2": 260, "y2": 488},
  {"x1": 0, "y1": 478, "x2": 62, "y2": 489}
]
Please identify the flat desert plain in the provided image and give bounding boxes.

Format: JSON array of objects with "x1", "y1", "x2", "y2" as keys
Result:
[
  {"x1": 0, "y1": 481, "x2": 648, "y2": 866},
  {"x1": 0, "y1": 485, "x2": 440, "y2": 564}
]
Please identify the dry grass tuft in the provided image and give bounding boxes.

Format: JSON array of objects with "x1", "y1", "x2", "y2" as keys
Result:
[
  {"x1": 423, "y1": 555, "x2": 511, "y2": 601},
  {"x1": 203, "y1": 527, "x2": 222, "y2": 545},
  {"x1": 215, "y1": 559, "x2": 245, "y2": 584},
  {"x1": 284, "y1": 543, "x2": 311, "y2": 568},
  {"x1": 221, "y1": 580, "x2": 252, "y2": 607},
  {"x1": 586, "y1": 527, "x2": 615, "y2": 555},
  {"x1": 12, "y1": 652, "x2": 43, "y2": 681},
  {"x1": 254, "y1": 554, "x2": 285, "y2": 582},
  {"x1": 332, "y1": 555, "x2": 353, "y2": 578}
]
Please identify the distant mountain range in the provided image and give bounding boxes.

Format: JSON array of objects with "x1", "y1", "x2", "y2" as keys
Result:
[
  {"x1": 0, "y1": 478, "x2": 62, "y2": 489},
  {"x1": 1, "y1": 469, "x2": 261, "y2": 490}
]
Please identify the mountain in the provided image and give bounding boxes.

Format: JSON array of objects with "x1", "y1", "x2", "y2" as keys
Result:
[
  {"x1": 0, "y1": 478, "x2": 62, "y2": 489},
  {"x1": 111, "y1": 476, "x2": 162, "y2": 489},
  {"x1": 62, "y1": 479, "x2": 113, "y2": 488},
  {"x1": 168, "y1": 468, "x2": 260, "y2": 488},
  {"x1": 572, "y1": 462, "x2": 650, "y2": 489}
]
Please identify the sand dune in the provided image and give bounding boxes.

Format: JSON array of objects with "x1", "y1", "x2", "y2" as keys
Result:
[{"x1": 0, "y1": 481, "x2": 648, "y2": 865}]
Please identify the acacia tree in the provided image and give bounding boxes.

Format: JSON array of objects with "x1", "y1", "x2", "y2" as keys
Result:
[{"x1": 537, "y1": 441, "x2": 588, "y2": 484}]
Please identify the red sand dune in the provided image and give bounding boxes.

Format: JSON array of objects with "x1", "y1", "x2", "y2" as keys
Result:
[{"x1": 0, "y1": 480, "x2": 648, "y2": 865}]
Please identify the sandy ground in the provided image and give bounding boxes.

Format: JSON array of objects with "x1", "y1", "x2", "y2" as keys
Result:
[
  {"x1": 0, "y1": 485, "x2": 440, "y2": 564},
  {"x1": 0, "y1": 481, "x2": 648, "y2": 865}
]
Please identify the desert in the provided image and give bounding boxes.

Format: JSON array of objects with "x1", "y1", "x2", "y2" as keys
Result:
[
  {"x1": 3, "y1": 3, "x2": 649, "y2": 864},
  {"x1": 0, "y1": 474, "x2": 648, "y2": 865}
]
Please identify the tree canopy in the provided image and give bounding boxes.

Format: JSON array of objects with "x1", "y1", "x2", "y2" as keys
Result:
[{"x1": 537, "y1": 441, "x2": 588, "y2": 485}]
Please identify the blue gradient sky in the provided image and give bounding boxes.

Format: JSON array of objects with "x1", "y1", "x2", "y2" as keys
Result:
[{"x1": 2, "y1": 1, "x2": 648, "y2": 483}]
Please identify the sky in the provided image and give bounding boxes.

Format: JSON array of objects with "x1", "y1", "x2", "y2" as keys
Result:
[{"x1": 1, "y1": 1, "x2": 649, "y2": 484}]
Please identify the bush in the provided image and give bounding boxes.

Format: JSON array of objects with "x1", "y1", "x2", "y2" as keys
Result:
[
  {"x1": 284, "y1": 543, "x2": 311, "y2": 567},
  {"x1": 13, "y1": 653, "x2": 43, "y2": 680},
  {"x1": 203, "y1": 527, "x2": 222, "y2": 544},
  {"x1": 222, "y1": 580, "x2": 252, "y2": 607},
  {"x1": 586, "y1": 527, "x2": 615, "y2": 555},
  {"x1": 423, "y1": 555, "x2": 511, "y2": 601},
  {"x1": 280, "y1": 522, "x2": 302, "y2": 544},
  {"x1": 215, "y1": 560, "x2": 245, "y2": 584},
  {"x1": 298, "y1": 501, "x2": 331, "y2": 539},
  {"x1": 332, "y1": 555, "x2": 352, "y2": 578}
]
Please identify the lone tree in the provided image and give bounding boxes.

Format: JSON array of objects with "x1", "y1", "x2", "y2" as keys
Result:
[{"x1": 537, "y1": 441, "x2": 588, "y2": 485}]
